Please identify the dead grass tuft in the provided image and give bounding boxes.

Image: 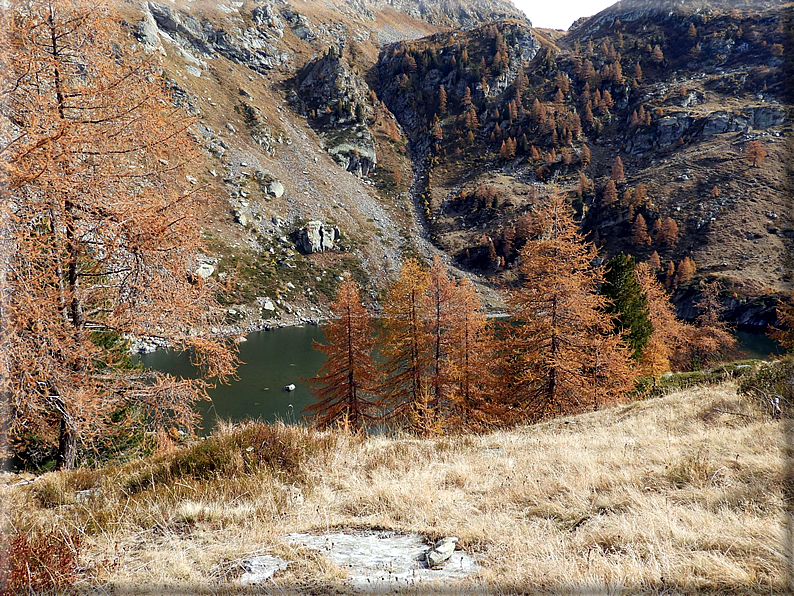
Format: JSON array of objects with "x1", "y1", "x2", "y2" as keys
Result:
[{"x1": 1, "y1": 382, "x2": 788, "y2": 594}]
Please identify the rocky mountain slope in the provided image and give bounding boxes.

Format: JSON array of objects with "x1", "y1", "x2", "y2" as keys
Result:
[{"x1": 119, "y1": 0, "x2": 790, "y2": 331}]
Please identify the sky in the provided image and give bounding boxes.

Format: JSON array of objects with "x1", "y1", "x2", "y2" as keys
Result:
[{"x1": 513, "y1": 0, "x2": 619, "y2": 30}]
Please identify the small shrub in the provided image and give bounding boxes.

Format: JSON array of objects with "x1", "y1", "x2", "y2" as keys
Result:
[
  {"x1": 739, "y1": 356, "x2": 794, "y2": 418},
  {"x1": 665, "y1": 452, "x2": 714, "y2": 488},
  {"x1": 124, "y1": 423, "x2": 336, "y2": 494},
  {"x1": 634, "y1": 360, "x2": 761, "y2": 398},
  {"x1": 0, "y1": 530, "x2": 82, "y2": 595},
  {"x1": 31, "y1": 475, "x2": 73, "y2": 508}
]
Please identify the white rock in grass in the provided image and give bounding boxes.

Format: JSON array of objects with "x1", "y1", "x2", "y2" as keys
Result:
[
  {"x1": 240, "y1": 555, "x2": 289, "y2": 585},
  {"x1": 425, "y1": 537, "x2": 458, "y2": 568},
  {"x1": 195, "y1": 263, "x2": 215, "y2": 279}
]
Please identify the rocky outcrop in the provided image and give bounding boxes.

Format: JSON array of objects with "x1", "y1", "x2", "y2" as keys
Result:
[
  {"x1": 295, "y1": 48, "x2": 377, "y2": 176},
  {"x1": 379, "y1": 22, "x2": 539, "y2": 142},
  {"x1": 425, "y1": 537, "x2": 458, "y2": 568},
  {"x1": 267, "y1": 180, "x2": 285, "y2": 199},
  {"x1": 361, "y1": 0, "x2": 529, "y2": 28},
  {"x1": 625, "y1": 105, "x2": 787, "y2": 154},
  {"x1": 144, "y1": 2, "x2": 290, "y2": 73},
  {"x1": 297, "y1": 221, "x2": 340, "y2": 254},
  {"x1": 239, "y1": 103, "x2": 278, "y2": 155}
]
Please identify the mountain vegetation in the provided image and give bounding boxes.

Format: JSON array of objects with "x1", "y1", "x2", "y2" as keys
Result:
[
  {"x1": 1, "y1": 0, "x2": 792, "y2": 592},
  {"x1": 1, "y1": 0, "x2": 237, "y2": 470}
]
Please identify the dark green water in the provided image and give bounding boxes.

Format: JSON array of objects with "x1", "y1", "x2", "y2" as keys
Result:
[
  {"x1": 135, "y1": 326, "x2": 326, "y2": 433},
  {"x1": 734, "y1": 330, "x2": 783, "y2": 360},
  {"x1": 135, "y1": 327, "x2": 780, "y2": 433}
]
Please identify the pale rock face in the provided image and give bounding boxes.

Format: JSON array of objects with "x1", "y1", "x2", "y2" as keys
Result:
[
  {"x1": 267, "y1": 180, "x2": 285, "y2": 198},
  {"x1": 298, "y1": 221, "x2": 338, "y2": 253},
  {"x1": 239, "y1": 555, "x2": 289, "y2": 585},
  {"x1": 287, "y1": 531, "x2": 476, "y2": 591},
  {"x1": 134, "y1": 10, "x2": 161, "y2": 52}
]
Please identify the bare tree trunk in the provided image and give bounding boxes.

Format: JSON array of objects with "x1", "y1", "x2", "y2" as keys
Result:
[{"x1": 54, "y1": 396, "x2": 76, "y2": 470}]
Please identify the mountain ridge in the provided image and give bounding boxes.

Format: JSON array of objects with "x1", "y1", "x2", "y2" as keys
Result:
[{"x1": 119, "y1": 0, "x2": 790, "y2": 330}]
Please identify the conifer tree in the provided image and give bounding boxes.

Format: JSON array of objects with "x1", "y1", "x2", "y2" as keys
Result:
[
  {"x1": 745, "y1": 140, "x2": 767, "y2": 167},
  {"x1": 674, "y1": 256, "x2": 696, "y2": 285},
  {"x1": 307, "y1": 280, "x2": 378, "y2": 430},
  {"x1": 438, "y1": 85, "x2": 447, "y2": 114},
  {"x1": 651, "y1": 44, "x2": 665, "y2": 64},
  {"x1": 425, "y1": 258, "x2": 457, "y2": 420},
  {"x1": 665, "y1": 260, "x2": 676, "y2": 288},
  {"x1": 611, "y1": 155, "x2": 626, "y2": 182},
  {"x1": 0, "y1": 0, "x2": 236, "y2": 468},
  {"x1": 635, "y1": 263, "x2": 690, "y2": 375},
  {"x1": 378, "y1": 259, "x2": 432, "y2": 428},
  {"x1": 632, "y1": 214, "x2": 652, "y2": 246},
  {"x1": 602, "y1": 254, "x2": 653, "y2": 359},
  {"x1": 687, "y1": 280, "x2": 736, "y2": 368},
  {"x1": 657, "y1": 217, "x2": 680, "y2": 246},
  {"x1": 465, "y1": 107, "x2": 479, "y2": 130},
  {"x1": 603, "y1": 180, "x2": 619, "y2": 206},
  {"x1": 508, "y1": 191, "x2": 635, "y2": 420},
  {"x1": 649, "y1": 250, "x2": 662, "y2": 271},
  {"x1": 446, "y1": 278, "x2": 498, "y2": 429},
  {"x1": 461, "y1": 86, "x2": 473, "y2": 109},
  {"x1": 771, "y1": 302, "x2": 794, "y2": 351}
]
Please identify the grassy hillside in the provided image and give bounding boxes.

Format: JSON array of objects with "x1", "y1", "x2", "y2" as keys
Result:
[{"x1": 2, "y1": 382, "x2": 787, "y2": 594}]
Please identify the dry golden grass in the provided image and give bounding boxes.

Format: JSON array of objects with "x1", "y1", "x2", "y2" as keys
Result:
[{"x1": 2, "y1": 382, "x2": 790, "y2": 594}]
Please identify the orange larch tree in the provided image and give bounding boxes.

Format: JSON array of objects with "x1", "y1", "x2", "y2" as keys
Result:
[
  {"x1": 0, "y1": 0, "x2": 236, "y2": 468},
  {"x1": 378, "y1": 259, "x2": 432, "y2": 431},
  {"x1": 744, "y1": 140, "x2": 767, "y2": 168},
  {"x1": 687, "y1": 280, "x2": 737, "y2": 369},
  {"x1": 445, "y1": 277, "x2": 499, "y2": 430},
  {"x1": 508, "y1": 191, "x2": 635, "y2": 420},
  {"x1": 632, "y1": 214, "x2": 652, "y2": 246},
  {"x1": 635, "y1": 263, "x2": 691, "y2": 375},
  {"x1": 425, "y1": 257, "x2": 458, "y2": 421},
  {"x1": 771, "y1": 301, "x2": 794, "y2": 351},
  {"x1": 307, "y1": 280, "x2": 378, "y2": 431}
]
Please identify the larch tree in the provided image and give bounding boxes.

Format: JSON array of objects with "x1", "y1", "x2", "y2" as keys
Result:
[
  {"x1": 635, "y1": 263, "x2": 691, "y2": 375},
  {"x1": 378, "y1": 259, "x2": 432, "y2": 431},
  {"x1": 508, "y1": 191, "x2": 635, "y2": 420},
  {"x1": 674, "y1": 256, "x2": 696, "y2": 286},
  {"x1": 744, "y1": 140, "x2": 767, "y2": 168},
  {"x1": 632, "y1": 213, "x2": 652, "y2": 246},
  {"x1": 0, "y1": 0, "x2": 236, "y2": 469},
  {"x1": 602, "y1": 180, "x2": 618, "y2": 206},
  {"x1": 307, "y1": 280, "x2": 378, "y2": 431},
  {"x1": 611, "y1": 155, "x2": 625, "y2": 183},
  {"x1": 656, "y1": 217, "x2": 679, "y2": 247},
  {"x1": 425, "y1": 257, "x2": 457, "y2": 422},
  {"x1": 445, "y1": 277, "x2": 498, "y2": 430},
  {"x1": 648, "y1": 250, "x2": 662, "y2": 271},
  {"x1": 438, "y1": 85, "x2": 447, "y2": 114},
  {"x1": 771, "y1": 301, "x2": 794, "y2": 351},
  {"x1": 687, "y1": 280, "x2": 736, "y2": 368}
]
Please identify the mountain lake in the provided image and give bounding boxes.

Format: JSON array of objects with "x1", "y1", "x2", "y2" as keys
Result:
[{"x1": 135, "y1": 326, "x2": 782, "y2": 433}]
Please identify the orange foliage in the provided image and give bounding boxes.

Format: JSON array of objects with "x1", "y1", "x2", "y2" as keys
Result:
[
  {"x1": 507, "y1": 191, "x2": 636, "y2": 420},
  {"x1": 635, "y1": 264, "x2": 691, "y2": 375},
  {"x1": 0, "y1": 0, "x2": 236, "y2": 468},
  {"x1": 307, "y1": 280, "x2": 378, "y2": 431},
  {"x1": 771, "y1": 301, "x2": 794, "y2": 351}
]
